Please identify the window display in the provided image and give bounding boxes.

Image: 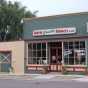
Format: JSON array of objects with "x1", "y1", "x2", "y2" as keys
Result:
[
  {"x1": 28, "y1": 43, "x2": 48, "y2": 64},
  {"x1": 63, "y1": 41, "x2": 86, "y2": 65}
]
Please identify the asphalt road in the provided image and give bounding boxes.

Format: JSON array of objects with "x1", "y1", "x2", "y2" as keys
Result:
[{"x1": 0, "y1": 79, "x2": 88, "y2": 88}]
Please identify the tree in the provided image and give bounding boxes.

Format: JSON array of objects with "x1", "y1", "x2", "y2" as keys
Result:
[{"x1": 0, "y1": 0, "x2": 36, "y2": 41}]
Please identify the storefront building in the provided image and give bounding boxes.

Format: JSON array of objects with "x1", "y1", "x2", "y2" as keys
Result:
[
  {"x1": 24, "y1": 12, "x2": 88, "y2": 74},
  {"x1": 0, "y1": 12, "x2": 87, "y2": 74}
]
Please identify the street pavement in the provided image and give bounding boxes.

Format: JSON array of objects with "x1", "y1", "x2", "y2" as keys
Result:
[
  {"x1": 0, "y1": 73, "x2": 88, "y2": 88},
  {"x1": 0, "y1": 77, "x2": 88, "y2": 88}
]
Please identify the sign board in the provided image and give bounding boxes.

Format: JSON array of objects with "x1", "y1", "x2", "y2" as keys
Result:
[
  {"x1": 74, "y1": 49, "x2": 85, "y2": 56},
  {"x1": 33, "y1": 27, "x2": 76, "y2": 36},
  {"x1": 65, "y1": 67, "x2": 86, "y2": 72},
  {"x1": 64, "y1": 50, "x2": 72, "y2": 56},
  {"x1": 75, "y1": 68, "x2": 86, "y2": 72}
]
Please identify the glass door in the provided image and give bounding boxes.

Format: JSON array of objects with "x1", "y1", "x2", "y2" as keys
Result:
[
  {"x1": 51, "y1": 48, "x2": 57, "y2": 64},
  {"x1": 50, "y1": 47, "x2": 62, "y2": 71}
]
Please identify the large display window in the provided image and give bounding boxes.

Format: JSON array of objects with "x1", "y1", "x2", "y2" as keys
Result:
[
  {"x1": 28, "y1": 43, "x2": 48, "y2": 64},
  {"x1": 63, "y1": 41, "x2": 86, "y2": 65}
]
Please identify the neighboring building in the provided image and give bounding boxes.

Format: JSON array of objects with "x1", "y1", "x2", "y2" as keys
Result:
[
  {"x1": 0, "y1": 12, "x2": 88, "y2": 74},
  {"x1": 0, "y1": 41, "x2": 25, "y2": 75}
]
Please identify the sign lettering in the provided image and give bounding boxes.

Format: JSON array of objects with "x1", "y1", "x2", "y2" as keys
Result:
[{"x1": 33, "y1": 27, "x2": 76, "y2": 36}]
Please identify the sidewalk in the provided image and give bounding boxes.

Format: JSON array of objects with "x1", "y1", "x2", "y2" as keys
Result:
[{"x1": 0, "y1": 73, "x2": 86, "y2": 80}]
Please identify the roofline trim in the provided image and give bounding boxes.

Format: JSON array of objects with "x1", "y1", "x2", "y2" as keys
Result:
[{"x1": 23, "y1": 11, "x2": 88, "y2": 21}]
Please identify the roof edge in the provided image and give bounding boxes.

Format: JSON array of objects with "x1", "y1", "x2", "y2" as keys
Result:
[{"x1": 23, "y1": 11, "x2": 88, "y2": 21}]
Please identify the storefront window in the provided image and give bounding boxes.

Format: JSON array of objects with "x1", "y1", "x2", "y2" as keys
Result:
[
  {"x1": 64, "y1": 42, "x2": 68, "y2": 50},
  {"x1": 28, "y1": 43, "x2": 48, "y2": 64},
  {"x1": 33, "y1": 43, "x2": 36, "y2": 50},
  {"x1": 74, "y1": 41, "x2": 79, "y2": 49},
  {"x1": 0, "y1": 51, "x2": 11, "y2": 72},
  {"x1": 63, "y1": 41, "x2": 86, "y2": 65},
  {"x1": 69, "y1": 42, "x2": 73, "y2": 49},
  {"x1": 64, "y1": 55, "x2": 69, "y2": 65},
  {"x1": 80, "y1": 41, "x2": 85, "y2": 48},
  {"x1": 37, "y1": 43, "x2": 41, "y2": 50},
  {"x1": 0, "y1": 52, "x2": 11, "y2": 63},
  {"x1": 42, "y1": 43, "x2": 46, "y2": 49}
]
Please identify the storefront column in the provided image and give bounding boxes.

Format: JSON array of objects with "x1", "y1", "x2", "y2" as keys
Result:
[
  {"x1": 26, "y1": 42, "x2": 28, "y2": 65},
  {"x1": 85, "y1": 40, "x2": 88, "y2": 66},
  {"x1": 62, "y1": 41, "x2": 64, "y2": 65},
  {"x1": 46, "y1": 42, "x2": 48, "y2": 64}
]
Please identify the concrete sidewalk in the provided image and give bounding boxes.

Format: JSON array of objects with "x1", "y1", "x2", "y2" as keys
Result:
[{"x1": 0, "y1": 73, "x2": 86, "y2": 80}]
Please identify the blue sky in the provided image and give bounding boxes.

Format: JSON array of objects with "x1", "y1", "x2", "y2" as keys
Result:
[{"x1": 6, "y1": 0, "x2": 88, "y2": 17}]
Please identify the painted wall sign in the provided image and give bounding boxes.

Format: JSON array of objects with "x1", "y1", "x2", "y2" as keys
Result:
[{"x1": 33, "y1": 27, "x2": 76, "y2": 36}]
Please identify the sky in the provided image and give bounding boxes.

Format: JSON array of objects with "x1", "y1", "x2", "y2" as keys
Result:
[{"x1": 6, "y1": 0, "x2": 88, "y2": 17}]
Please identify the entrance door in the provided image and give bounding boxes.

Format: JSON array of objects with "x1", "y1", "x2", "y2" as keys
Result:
[{"x1": 50, "y1": 42, "x2": 62, "y2": 72}]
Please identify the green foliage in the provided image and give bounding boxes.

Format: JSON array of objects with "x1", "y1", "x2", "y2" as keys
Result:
[{"x1": 0, "y1": 0, "x2": 36, "y2": 41}]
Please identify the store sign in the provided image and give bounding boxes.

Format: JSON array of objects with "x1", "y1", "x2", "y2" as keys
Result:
[
  {"x1": 66, "y1": 67, "x2": 86, "y2": 72},
  {"x1": 33, "y1": 27, "x2": 76, "y2": 36},
  {"x1": 64, "y1": 50, "x2": 72, "y2": 56},
  {"x1": 74, "y1": 50, "x2": 86, "y2": 56}
]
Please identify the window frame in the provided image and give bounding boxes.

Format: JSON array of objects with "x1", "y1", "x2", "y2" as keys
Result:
[
  {"x1": 63, "y1": 40, "x2": 86, "y2": 66},
  {"x1": 28, "y1": 42, "x2": 48, "y2": 65}
]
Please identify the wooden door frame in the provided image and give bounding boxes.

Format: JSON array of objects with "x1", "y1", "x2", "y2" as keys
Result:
[{"x1": 49, "y1": 42, "x2": 62, "y2": 72}]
